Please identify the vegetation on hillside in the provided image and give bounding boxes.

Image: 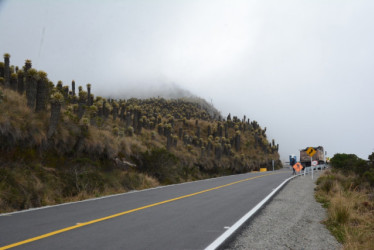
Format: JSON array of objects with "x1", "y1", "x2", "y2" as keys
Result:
[
  {"x1": 315, "y1": 153, "x2": 374, "y2": 249},
  {"x1": 0, "y1": 53, "x2": 281, "y2": 212}
]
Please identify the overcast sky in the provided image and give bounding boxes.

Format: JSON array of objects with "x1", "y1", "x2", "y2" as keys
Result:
[{"x1": 1, "y1": 0, "x2": 373, "y2": 161}]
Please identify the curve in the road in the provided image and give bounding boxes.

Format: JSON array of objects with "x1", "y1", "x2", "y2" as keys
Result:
[
  {"x1": 0, "y1": 172, "x2": 281, "y2": 250},
  {"x1": 205, "y1": 174, "x2": 297, "y2": 249}
]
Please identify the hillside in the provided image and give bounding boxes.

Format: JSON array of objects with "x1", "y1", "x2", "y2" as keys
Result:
[{"x1": 0, "y1": 53, "x2": 281, "y2": 212}]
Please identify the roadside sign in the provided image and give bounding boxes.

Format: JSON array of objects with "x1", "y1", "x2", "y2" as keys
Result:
[
  {"x1": 306, "y1": 147, "x2": 316, "y2": 157},
  {"x1": 312, "y1": 161, "x2": 318, "y2": 166},
  {"x1": 293, "y1": 162, "x2": 303, "y2": 172}
]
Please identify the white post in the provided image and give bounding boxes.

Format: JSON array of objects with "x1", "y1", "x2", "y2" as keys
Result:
[
  {"x1": 324, "y1": 151, "x2": 327, "y2": 170},
  {"x1": 272, "y1": 160, "x2": 274, "y2": 171},
  {"x1": 311, "y1": 156, "x2": 314, "y2": 179}
]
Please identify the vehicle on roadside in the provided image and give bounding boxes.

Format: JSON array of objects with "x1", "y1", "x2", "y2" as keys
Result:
[
  {"x1": 289, "y1": 155, "x2": 297, "y2": 166},
  {"x1": 300, "y1": 146, "x2": 325, "y2": 169}
]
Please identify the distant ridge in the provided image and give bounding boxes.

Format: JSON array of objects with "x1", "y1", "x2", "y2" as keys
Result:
[{"x1": 106, "y1": 82, "x2": 222, "y2": 119}]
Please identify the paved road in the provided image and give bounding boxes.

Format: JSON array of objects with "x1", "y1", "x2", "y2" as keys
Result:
[{"x1": 0, "y1": 169, "x2": 292, "y2": 250}]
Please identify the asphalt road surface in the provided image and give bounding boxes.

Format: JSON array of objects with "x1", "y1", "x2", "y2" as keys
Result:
[{"x1": 0, "y1": 169, "x2": 292, "y2": 250}]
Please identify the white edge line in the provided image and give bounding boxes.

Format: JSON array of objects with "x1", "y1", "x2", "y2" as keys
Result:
[
  {"x1": 0, "y1": 170, "x2": 281, "y2": 216},
  {"x1": 204, "y1": 174, "x2": 299, "y2": 250}
]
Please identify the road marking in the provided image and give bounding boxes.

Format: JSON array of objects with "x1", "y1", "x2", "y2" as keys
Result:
[
  {"x1": 0, "y1": 170, "x2": 255, "y2": 217},
  {"x1": 204, "y1": 174, "x2": 298, "y2": 250},
  {"x1": 0, "y1": 172, "x2": 280, "y2": 249}
]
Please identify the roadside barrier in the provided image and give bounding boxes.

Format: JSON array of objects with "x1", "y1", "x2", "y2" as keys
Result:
[{"x1": 300, "y1": 164, "x2": 327, "y2": 179}]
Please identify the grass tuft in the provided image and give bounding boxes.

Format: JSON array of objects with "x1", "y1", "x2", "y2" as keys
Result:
[{"x1": 315, "y1": 171, "x2": 374, "y2": 249}]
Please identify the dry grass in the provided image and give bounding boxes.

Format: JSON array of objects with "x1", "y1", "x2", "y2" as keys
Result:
[
  {"x1": 62, "y1": 170, "x2": 159, "y2": 203},
  {"x1": 315, "y1": 171, "x2": 374, "y2": 249},
  {"x1": 81, "y1": 127, "x2": 119, "y2": 158},
  {"x1": 0, "y1": 82, "x2": 281, "y2": 212},
  {"x1": 0, "y1": 87, "x2": 47, "y2": 148},
  {"x1": 0, "y1": 162, "x2": 159, "y2": 213}
]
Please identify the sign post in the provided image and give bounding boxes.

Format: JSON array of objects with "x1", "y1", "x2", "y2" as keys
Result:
[
  {"x1": 311, "y1": 156, "x2": 313, "y2": 179},
  {"x1": 312, "y1": 160, "x2": 318, "y2": 171},
  {"x1": 272, "y1": 160, "x2": 274, "y2": 171},
  {"x1": 324, "y1": 151, "x2": 327, "y2": 169},
  {"x1": 306, "y1": 147, "x2": 316, "y2": 179}
]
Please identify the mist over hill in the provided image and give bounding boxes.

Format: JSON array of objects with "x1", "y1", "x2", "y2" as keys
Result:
[
  {"x1": 107, "y1": 82, "x2": 193, "y2": 99},
  {"x1": 105, "y1": 81, "x2": 222, "y2": 120}
]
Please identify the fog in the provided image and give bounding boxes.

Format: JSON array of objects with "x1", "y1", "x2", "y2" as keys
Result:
[{"x1": 1, "y1": 0, "x2": 373, "y2": 161}]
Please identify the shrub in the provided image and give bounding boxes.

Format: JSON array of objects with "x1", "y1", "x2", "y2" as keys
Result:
[
  {"x1": 330, "y1": 153, "x2": 370, "y2": 176},
  {"x1": 140, "y1": 148, "x2": 179, "y2": 184},
  {"x1": 120, "y1": 171, "x2": 158, "y2": 191},
  {"x1": 316, "y1": 175, "x2": 335, "y2": 193},
  {"x1": 126, "y1": 126, "x2": 134, "y2": 136},
  {"x1": 316, "y1": 168, "x2": 374, "y2": 248},
  {"x1": 363, "y1": 168, "x2": 374, "y2": 186},
  {"x1": 330, "y1": 195, "x2": 350, "y2": 224},
  {"x1": 0, "y1": 89, "x2": 3, "y2": 103}
]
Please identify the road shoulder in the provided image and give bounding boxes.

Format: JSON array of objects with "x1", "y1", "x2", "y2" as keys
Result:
[{"x1": 225, "y1": 170, "x2": 341, "y2": 250}]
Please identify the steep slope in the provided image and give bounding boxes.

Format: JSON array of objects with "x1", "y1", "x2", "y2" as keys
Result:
[{"x1": 0, "y1": 54, "x2": 281, "y2": 212}]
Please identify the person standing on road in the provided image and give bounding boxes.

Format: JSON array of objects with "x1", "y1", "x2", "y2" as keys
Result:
[{"x1": 290, "y1": 157, "x2": 296, "y2": 175}]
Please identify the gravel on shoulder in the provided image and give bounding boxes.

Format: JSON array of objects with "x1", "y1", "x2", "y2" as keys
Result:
[{"x1": 224, "y1": 170, "x2": 341, "y2": 250}]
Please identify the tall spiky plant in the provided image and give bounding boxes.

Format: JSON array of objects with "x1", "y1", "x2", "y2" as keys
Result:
[
  {"x1": 166, "y1": 134, "x2": 172, "y2": 150},
  {"x1": 56, "y1": 81, "x2": 63, "y2": 93},
  {"x1": 35, "y1": 71, "x2": 48, "y2": 112},
  {"x1": 88, "y1": 105, "x2": 98, "y2": 126},
  {"x1": 3, "y1": 53, "x2": 10, "y2": 87},
  {"x1": 78, "y1": 91, "x2": 88, "y2": 119},
  {"x1": 47, "y1": 81, "x2": 54, "y2": 102},
  {"x1": 10, "y1": 73, "x2": 18, "y2": 91},
  {"x1": 112, "y1": 101, "x2": 119, "y2": 121},
  {"x1": 17, "y1": 69, "x2": 24, "y2": 94},
  {"x1": 119, "y1": 104, "x2": 126, "y2": 121},
  {"x1": 215, "y1": 143, "x2": 222, "y2": 160},
  {"x1": 24, "y1": 59, "x2": 32, "y2": 72},
  {"x1": 71, "y1": 80, "x2": 76, "y2": 96},
  {"x1": 0, "y1": 62, "x2": 4, "y2": 79},
  {"x1": 0, "y1": 88, "x2": 3, "y2": 104},
  {"x1": 234, "y1": 131, "x2": 241, "y2": 151},
  {"x1": 48, "y1": 91, "x2": 64, "y2": 138},
  {"x1": 26, "y1": 69, "x2": 38, "y2": 109},
  {"x1": 86, "y1": 83, "x2": 91, "y2": 105},
  {"x1": 125, "y1": 111, "x2": 132, "y2": 127},
  {"x1": 62, "y1": 86, "x2": 69, "y2": 100},
  {"x1": 89, "y1": 94, "x2": 94, "y2": 106},
  {"x1": 196, "y1": 126, "x2": 200, "y2": 138},
  {"x1": 105, "y1": 102, "x2": 112, "y2": 119}
]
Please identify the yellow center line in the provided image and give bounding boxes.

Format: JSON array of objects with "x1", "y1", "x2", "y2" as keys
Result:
[{"x1": 0, "y1": 172, "x2": 280, "y2": 249}]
